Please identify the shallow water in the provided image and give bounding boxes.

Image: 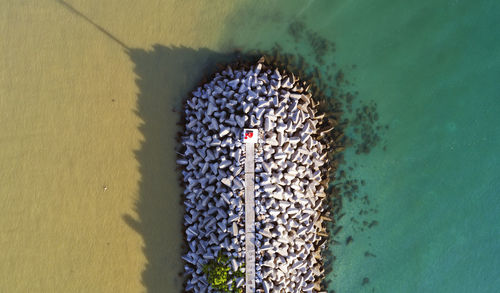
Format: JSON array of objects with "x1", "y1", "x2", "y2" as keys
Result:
[{"x1": 1, "y1": 0, "x2": 499, "y2": 292}]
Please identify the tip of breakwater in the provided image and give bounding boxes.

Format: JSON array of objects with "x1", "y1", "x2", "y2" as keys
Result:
[{"x1": 177, "y1": 55, "x2": 343, "y2": 292}]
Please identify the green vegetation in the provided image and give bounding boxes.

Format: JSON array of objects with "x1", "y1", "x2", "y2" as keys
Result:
[{"x1": 202, "y1": 251, "x2": 245, "y2": 293}]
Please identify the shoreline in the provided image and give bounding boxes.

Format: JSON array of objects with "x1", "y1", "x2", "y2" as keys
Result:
[{"x1": 176, "y1": 55, "x2": 345, "y2": 292}]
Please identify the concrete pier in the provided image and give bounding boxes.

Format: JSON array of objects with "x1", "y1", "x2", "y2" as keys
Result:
[{"x1": 244, "y1": 141, "x2": 256, "y2": 293}]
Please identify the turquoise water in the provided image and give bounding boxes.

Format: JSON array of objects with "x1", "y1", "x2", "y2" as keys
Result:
[{"x1": 220, "y1": 0, "x2": 500, "y2": 292}]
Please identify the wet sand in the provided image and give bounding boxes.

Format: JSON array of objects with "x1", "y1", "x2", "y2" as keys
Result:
[{"x1": 0, "y1": 1, "x2": 237, "y2": 292}]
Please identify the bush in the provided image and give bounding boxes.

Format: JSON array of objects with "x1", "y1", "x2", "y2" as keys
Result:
[{"x1": 202, "y1": 251, "x2": 244, "y2": 293}]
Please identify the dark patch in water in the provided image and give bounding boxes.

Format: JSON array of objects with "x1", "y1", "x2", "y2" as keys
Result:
[
  {"x1": 288, "y1": 20, "x2": 306, "y2": 42},
  {"x1": 288, "y1": 20, "x2": 335, "y2": 64},
  {"x1": 350, "y1": 101, "x2": 388, "y2": 155},
  {"x1": 362, "y1": 277, "x2": 370, "y2": 286}
]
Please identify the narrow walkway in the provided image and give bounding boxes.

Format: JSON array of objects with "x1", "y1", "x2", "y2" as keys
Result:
[{"x1": 244, "y1": 142, "x2": 256, "y2": 293}]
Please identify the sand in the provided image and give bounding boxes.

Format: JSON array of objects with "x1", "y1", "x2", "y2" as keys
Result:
[{"x1": 0, "y1": 0, "x2": 238, "y2": 292}]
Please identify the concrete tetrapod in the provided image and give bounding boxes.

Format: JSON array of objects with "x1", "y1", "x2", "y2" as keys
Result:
[{"x1": 178, "y1": 58, "x2": 332, "y2": 292}]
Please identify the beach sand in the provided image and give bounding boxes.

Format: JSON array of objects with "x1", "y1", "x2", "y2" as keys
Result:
[{"x1": 0, "y1": 1, "x2": 237, "y2": 292}]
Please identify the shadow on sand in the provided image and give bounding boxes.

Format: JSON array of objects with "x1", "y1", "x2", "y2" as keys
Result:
[
  {"x1": 123, "y1": 45, "x2": 242, "y2": 292},
  {"x1": 54, "y1": 1, "x2": 247, "y2": 291}
]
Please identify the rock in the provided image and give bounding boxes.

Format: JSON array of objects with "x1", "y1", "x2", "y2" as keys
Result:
[
  {"x1": 302, "y1": 282, "x2": 314, "y2": 292},
  {"x1": 219, "y1": 159, "x2": 231, "y2": 169},
  {"x1": 221, "y1": 177, "x2": 232, "y2": 187},
  {"x1": 235, "y1": 115, "x2": 245, "y2": 128},
  {"x1": 262, "y1": 184, "x2": 276, "y2": 193},
  {"x1": 227, "y1": 79, "x2": 239, "y2": 89},
  {"x1": 243, "y1": 102, "x2": 252, "y2": 113},
  {"x1": 220, "y1": 127, "x2": 231, "y2": 137},
  {"x1": 176, "y1": 158, "x2": 188, "y2": 165},
  {"x1": 207, "y1": 102, "x2": 216, "y2": 115}
]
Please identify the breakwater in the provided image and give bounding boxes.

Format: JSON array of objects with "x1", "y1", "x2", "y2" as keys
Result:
[{"x1": 178, "y1": 57, "x2": 335, "y2": 292}]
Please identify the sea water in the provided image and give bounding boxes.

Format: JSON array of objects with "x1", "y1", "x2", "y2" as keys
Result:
[{"x1": 220, "y1": 0, "x2": 500, "y2": 292}]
